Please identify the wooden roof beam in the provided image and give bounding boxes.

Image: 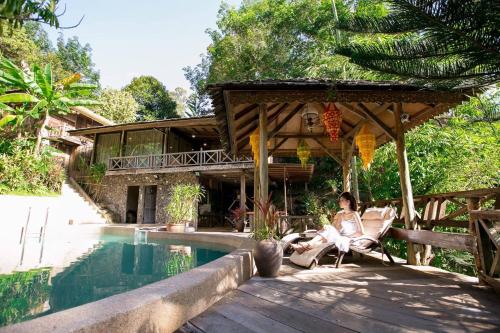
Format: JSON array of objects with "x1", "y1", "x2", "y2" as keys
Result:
[
  {"x1": 236, "y1": 103, "x2": 286, "y2": 131},
  {"x1": 268, "y1": 104, "x2": 305, "y2": 139},
  {"x1": 312, "y1": 137, "x2": 342, "y2": 164},
  {"x1": 340, "y1": 102, "x2": 396, "y2": 140},
  {"x1": 269, "y1": 138, "x2": 288, "y2": 155},
  {"x1": 234, "y1": 103, "x2": 259, "y2": 121}
]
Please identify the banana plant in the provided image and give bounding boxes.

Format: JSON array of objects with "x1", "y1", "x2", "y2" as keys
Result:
[{"x1": 0, "y1": 57, "x2": 100, "y2": 154}]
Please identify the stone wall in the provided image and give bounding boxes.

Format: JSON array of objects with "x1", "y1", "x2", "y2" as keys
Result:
[{"x1": 100, "y1": 172, "x2": 198, "y2": 224}]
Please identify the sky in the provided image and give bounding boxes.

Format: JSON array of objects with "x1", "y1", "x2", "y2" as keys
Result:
[{"x1": 46, "y1": 0, "x2": 242, "y2": 91}]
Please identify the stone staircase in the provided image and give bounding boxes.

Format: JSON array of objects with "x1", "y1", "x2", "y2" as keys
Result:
[{"x1": 61, "y1": 178, "x2": 108, "y2": 224}]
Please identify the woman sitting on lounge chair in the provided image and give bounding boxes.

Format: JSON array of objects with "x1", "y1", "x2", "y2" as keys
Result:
[{"x1": 291, "y1": 192, "x2": 364, "y2": 254}]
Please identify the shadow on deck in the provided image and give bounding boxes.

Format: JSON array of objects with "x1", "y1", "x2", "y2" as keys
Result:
[{"x1": 178, "y1": 253, "x2": 500, "y2": 333}]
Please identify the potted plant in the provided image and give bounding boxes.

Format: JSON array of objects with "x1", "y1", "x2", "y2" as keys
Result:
[
  {"x1": 165, "y1": 183, "x2": 204, "y2": 232},
  {"x1": 252, "y1": 194, "x2": 283, "y2": 277},
  {"x1": 229, "y1": 207, "x2": 246, "y2": 232}
]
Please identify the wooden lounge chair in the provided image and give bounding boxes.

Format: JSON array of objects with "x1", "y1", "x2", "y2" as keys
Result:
[
  {"x1": 281, "y1": 229, "x2": 318, "y2": 254},
  {"x1": 289, "y1": 207, "x2": 396, "y2": 269}
]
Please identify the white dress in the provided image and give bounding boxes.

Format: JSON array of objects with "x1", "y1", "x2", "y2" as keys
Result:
[{"x1": 318, "y1": 213, "x2": 358, "y2": 253}]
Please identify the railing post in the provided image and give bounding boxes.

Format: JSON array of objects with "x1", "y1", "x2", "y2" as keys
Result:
[{"x1": 467, "y1": 197, "x2": 485, "y2": 283}]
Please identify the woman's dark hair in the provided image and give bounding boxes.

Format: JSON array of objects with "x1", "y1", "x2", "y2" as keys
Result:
[{"x1": 339, "y1": 192, "x2": 357, "y2": 211}]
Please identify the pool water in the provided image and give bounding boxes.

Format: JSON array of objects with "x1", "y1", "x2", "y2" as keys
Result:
[{"x1": 0, "y1": 234, "x2": 229, "y2": 327}]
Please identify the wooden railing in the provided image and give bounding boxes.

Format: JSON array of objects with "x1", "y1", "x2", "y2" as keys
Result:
[
  {"x1": 361, "y1": 188, "x2": 500, "y2": 288},
  {"x1": 471, "y1": 210, "x2": 500, "y2": 290},
  {"x1": 360, "y1": 188, "x2": 500, "y2": 229},
  {"x1": 107, "y1": 149, "x2": 253, "y2": 171}
]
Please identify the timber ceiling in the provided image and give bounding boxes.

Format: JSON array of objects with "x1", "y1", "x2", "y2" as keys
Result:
[{"x1": 207, "y1": 79, "x2": 470, "y2": 161}]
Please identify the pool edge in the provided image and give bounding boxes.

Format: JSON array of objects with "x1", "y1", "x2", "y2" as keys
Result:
[{"x1": 0, "y1": 228, "x2": 255, "y2": 333}]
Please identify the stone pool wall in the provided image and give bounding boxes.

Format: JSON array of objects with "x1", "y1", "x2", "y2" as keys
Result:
[
  {"x1": 0, "y1": 229, "x2": 255, "y2": 333},
  {"x1": 100, "y1": 172, "x2": 198, "y2": 224}
]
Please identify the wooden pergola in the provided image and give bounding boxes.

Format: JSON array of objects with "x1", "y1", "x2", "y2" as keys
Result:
[{"x1": 208, "y1": 79, "x2": 470, "y2": 264}]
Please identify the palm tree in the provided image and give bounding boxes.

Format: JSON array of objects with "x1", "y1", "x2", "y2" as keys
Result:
[
  {"x1": 0, "y1": 57, "x2": 99, "y2": 154},
  {"x1": 334, "y1": 0, "x2": 500, "y2": 88}
]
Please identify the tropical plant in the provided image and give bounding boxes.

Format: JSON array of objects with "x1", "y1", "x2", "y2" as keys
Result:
[
  {"x1": 0, "y1": 268, "x2": 51, "y2": 326},
  {"x1": 123, "y1": 76, "x2": 178, "y2": 121},
  {"x1": 0, "y1": 56, "x2": 99, "y2": 154},
  {"x1": 335, "y1": 0, "x2": 500, "y2": 88},
  {"x1": 97, "y1": 88, "x2": 139, "y2": 123},
  {"x1": 0, "y1": 137, "x2": 64, "y2": 195},
  {"x1": 165, "y1": 183, "x2": 204, "y2": 225},
  {"x1": 88, "y1": 162, "x2": 106, "y2": 184},
  {"x1": 252, "y1": 194, "x2": 280, "y2": 241},
  {"x1": 165, "y1": 252, "x2": 193, "y2": 276},
  {"x1": 0, "y1": 0, "x2": 62, "y2": 30}
]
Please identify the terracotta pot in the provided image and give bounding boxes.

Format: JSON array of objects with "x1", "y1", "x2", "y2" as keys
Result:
[
  {"x1": 254, "y1": 239, "x2": 283, "y2": 277},
  {"x1": 235, "y1": 219, "x2": 245, "y2": 232},
  {"x1": 166, "y1": 223, "x2": 185, "y2": 233}
]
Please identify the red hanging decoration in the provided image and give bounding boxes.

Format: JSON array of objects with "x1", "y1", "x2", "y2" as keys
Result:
[{"x1": 322, "y1": 103, "x2": 342, "y2": 141}]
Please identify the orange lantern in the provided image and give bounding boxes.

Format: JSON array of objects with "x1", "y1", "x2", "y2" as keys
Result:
[
  {"x1": 296, "y1": 139, "x2": 311, "y2": 168},
  {"x1": 355, "y1": 123, "x2": 376, "y2": 169},
  {"x1": 249, "y1": 129, "x2": 260, "y2": 166},
  {"x1": 322, "y1": 103, "x2": 342, "y2": 141}
]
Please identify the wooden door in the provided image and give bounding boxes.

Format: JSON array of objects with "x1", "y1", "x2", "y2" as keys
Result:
[{"x1": 143, "y1": 186, "x2": 157, "y2": 224}]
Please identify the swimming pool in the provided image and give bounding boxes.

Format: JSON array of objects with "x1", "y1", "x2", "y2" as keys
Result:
[{"x1": 0, "y1": 233, "x2": 230, "y2": 327}]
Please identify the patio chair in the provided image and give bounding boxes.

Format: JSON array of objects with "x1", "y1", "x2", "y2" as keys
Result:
[
  {"x1": 289, "y1": 207, "x2": 396, "y2": 269},
  {"x1": 281, "y1": 229, "x2": 318, "y2": 254}
]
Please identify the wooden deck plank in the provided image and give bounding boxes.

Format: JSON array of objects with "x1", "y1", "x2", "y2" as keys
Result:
[
  {"x1": 229, "y1": 290, "x2": 355, "y2": 333},
  {"x1": 187, "y1": 309, "x2": 256, "y2": 333},
  {"x1": 210, "y1": 297, "x2": 304, "y2": 333},
  {"x1": 251, "y1": 279, "x2": 500, "y2": 331},
  {"x1": 238, "y1": 283, "x2": 421, "y2": 333},
  {"x1": 275, "y1": 273, "x2": 500, "y2": 315},
  {"x1": 181, "y1": 260, "x2": 500, "y2": 333}
]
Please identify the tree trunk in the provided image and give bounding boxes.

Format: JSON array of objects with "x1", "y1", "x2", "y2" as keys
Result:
[{"x1": 34, "y1": 110, "x2": 49, "y2": 155}]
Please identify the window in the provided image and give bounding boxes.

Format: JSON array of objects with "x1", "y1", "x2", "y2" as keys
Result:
[
  {"x1": 124, "y1": 130, "x2": 163, "y2": 156},
  {"x1": 95, "y1": 133, "x2": 121, "y2": 164}
]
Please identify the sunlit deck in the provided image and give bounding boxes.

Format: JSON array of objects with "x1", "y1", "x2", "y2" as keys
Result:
[{"x1": 179, "y1": 254, "x2": 500, "y2": 333}]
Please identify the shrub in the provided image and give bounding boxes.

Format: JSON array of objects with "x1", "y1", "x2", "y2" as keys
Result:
[{"x1": 0, "y1": 138, "x2": 64, "y2": 195}]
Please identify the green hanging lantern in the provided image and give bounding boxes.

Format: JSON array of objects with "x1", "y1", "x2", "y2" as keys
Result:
[{"x1": 296, "y1": 139, "x2": 311, "y2": 168}]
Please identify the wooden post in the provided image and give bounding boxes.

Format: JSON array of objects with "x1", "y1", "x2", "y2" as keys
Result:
[
  {"x1": 240, "y1": 173, "x2": 246, "y2": 219},
  {"x1": 259, "y1": 104, "x2": 269, "y2": 204},
  {"x1": 394, "y1": 103, "x2": 419, "y2": 265},
  {"x1": 467, "y1": 198, "x2": 484, "y2": 283},
  {"x1": 341, "y1": 139, "x2": 352, "y2": 192},
  {"x1": 351, "y1": 156, "x2": 360, "y2": 202},
  {"x1": 283, "y1": 167, "x2": 288, "y2": 215},
  {"x1": 253, "y1": 163, "x2": 260, "y2": 231}
]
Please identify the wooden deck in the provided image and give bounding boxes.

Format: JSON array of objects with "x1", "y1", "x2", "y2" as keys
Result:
[{"x1": 178, "y1": 254, "x2": 500, "y2": 333}]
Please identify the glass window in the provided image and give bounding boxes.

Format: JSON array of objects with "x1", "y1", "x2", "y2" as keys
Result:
[
  {"x1": 124, "y1": 130, "x2": 163, "y2": 156},
  {"x1": 95, "y1": 133, "x2": 121, "y2": 164}
]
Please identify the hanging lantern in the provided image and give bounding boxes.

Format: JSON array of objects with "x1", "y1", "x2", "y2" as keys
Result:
[
  {"x1": 355, "y1": 123, "x2": 376, "y2": 169},
  {"x1": 249, "y1": 129, "x2": 260, "y2": 166},
  {"x1": 322, "y1": 103, "x2": 343, "y2": 141},
  {"x1": 296, "y1": 139, "x2": 311, "y2": 168}
]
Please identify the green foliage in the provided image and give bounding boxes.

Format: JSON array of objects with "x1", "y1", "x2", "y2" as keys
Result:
[
  {"x1": 124, "y1": 76, "x2": 178, "y2": 121},
  {"x1": 89, "y1": 163, "x2": 106, "y2": 184},
  {"x1": 183, "y1": 54, "x2": 212, "y2": 116},
  {"x1": 0, "y1": 0, "x2": 61, "y2": 30},
  {"x1": 253, "y1": 194, "x2": 280, "y2": 240},
  {"x1": 0, "y1": 56, "x2": 100, "y2": 152},
  {"x1": 0, "y1": 268, "x2": 51, "y2": 326},
  {"x1": 165, "y1": 183, "x2": 204, "y2": 225},
  {"x1": 0, "y1": 138, "x2": 64, "y2": 195},
  {"x1": 364, "y1": 99, "x2": 499, "y2": 199},
  {"x1": 168, "y1": 87, "x2": 189, "y2": 117},
  {"x1": 56, "y1": 35, "x2": 100, "y2": 86},
  {"x1": 336, "y1": 0, "x2": 500, "y2": 87},
  {"x1": 165, "y1": 252, "x2": 193, "y2": 276},
  {"x1": 97, "y1": 88, "x2": 139, "y2": 123},
  {"x1": 204, "y1": 0, "x2": 389, "y2": 84}
]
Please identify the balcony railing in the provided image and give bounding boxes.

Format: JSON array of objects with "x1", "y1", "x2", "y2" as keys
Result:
[{"x1": 108, "y1": 149, "x2": 253, "y2": 172}]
